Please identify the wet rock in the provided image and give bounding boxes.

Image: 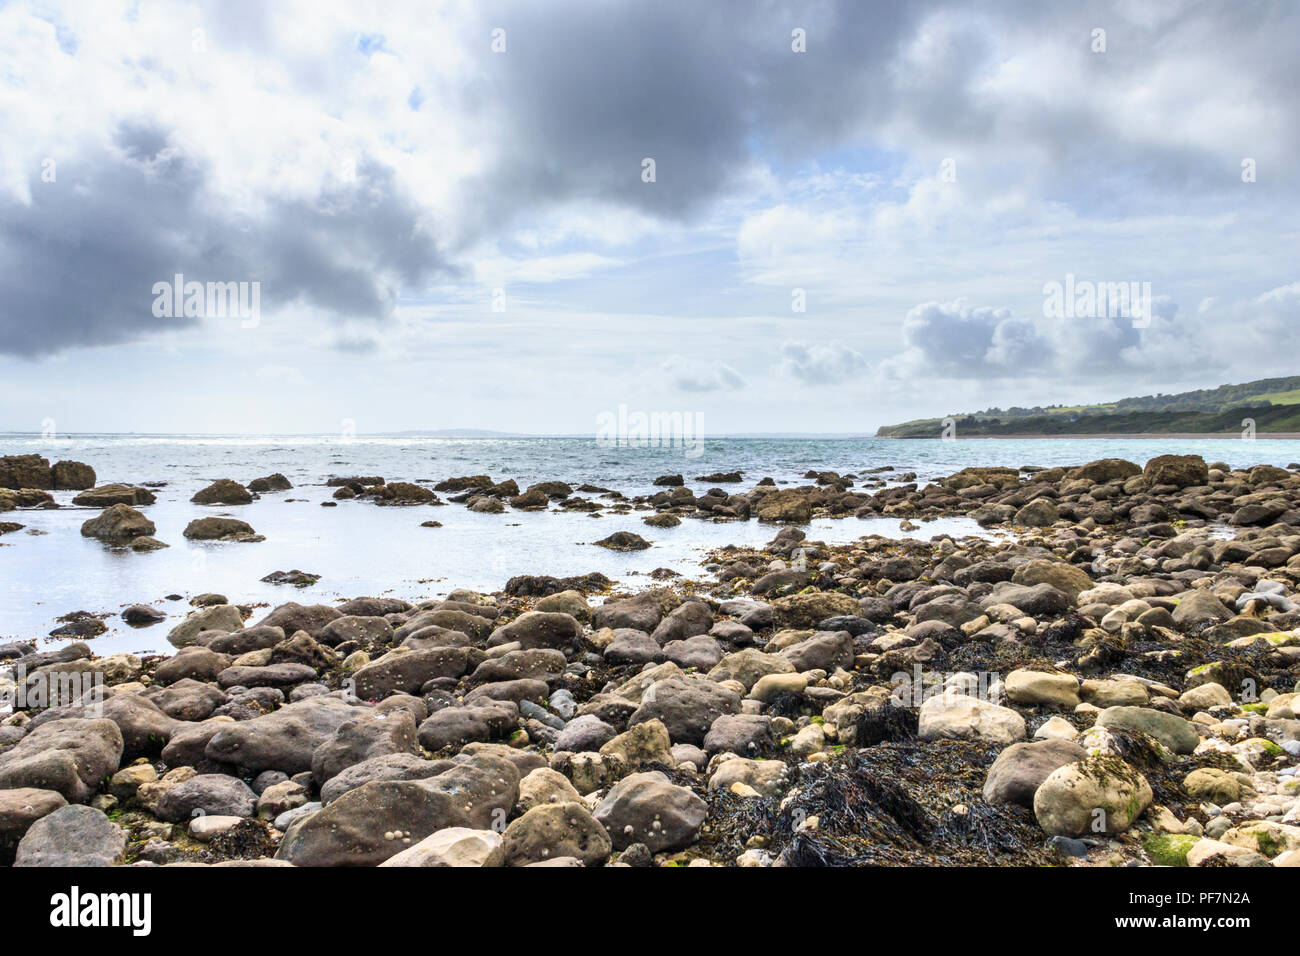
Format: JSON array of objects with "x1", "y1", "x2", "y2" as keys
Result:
[
  {"x1": 320, "y1": 753, "x2": 455, "y2": 805},
  {"x1": 80, "y1": 504, "x2": 155, "y2": 544},
  {"x1": 663, "y1": 635, "x2": 725, "y2": 669},
  {"x1": 650, "y1": 601, "x2": 714, "y2": 643},
  {"x1": 252, "y1": 602, "x2": 342, "y2": 639},
  {"x1": 0, "y1": 454, "x2": 53, "y2": 490},
  {"x1": 1009, "y1": 559, "x2": 1093, "y2": 598},
  {"x1": 486, "y1": 611, "x2": 582, "y2": 651},
  {"x1": 1013, "y1": 499, "x2": 1059, "y2": 526},
  {"x1": 352, "y1": 647, "x2": 474, "y2": 699},
  {"x1": 191, "y1": 479, "x2": 253, "y2": 505},
  {"x1": 593, "y1": 531, "x2": 651, "y2": 551},
  {"x1": 517, "y1": 767, "x2": 583, "y2": 812},
  {"x1": 417, "y1": 701, "x2": 518, "y2": 751},
  {"x1": 756, "y1": 489, "x2": 812, "y2": 523},
  {"x1": 122, "y1": 604, "x2": 166, "y2": 625},
  {"x1": 603, "y1": 630, "x2": 664, "y2": 665},
  {"x1": 72, "y1": 484, "x2": 156, "y2": 507},
  {"x1": 261, "y1": 569, "x2": 321, "y2": 587},
  {"x1": 51, "y1": 461, "x2": 96, "y2": 490},
  {"x1": 1005, "y1": 669, "x2": 1081, "y2": 708},
  {"x1": 154, "y1": 646, "x2": 233, "y2": 683},
  {"x1": 216, "y1": 662, "x2": 318, "y2": 689},
  {"x1": 1170, "y1": 590, "x2": 1233, "y2": 627},
  {"x1": 553, "y1": 715, "x2": 617, "y2": 753},
  {"x1": 707, "y1": 757, "x2": 787, "y2": 797},
  {"x1": 779, "y1": 630, "x2": 853, "y2": 671},
  {"x1": 0, "y1": 788, "x2": 68, "y2": 859},
  {"x1": 248, "y1": 473, "x2": 292, "y2": 492},
  {"x1": 183, "y1": 516, "x2": 259, "y2": 541},
  {"x1": 703, "y1": 714, "x2": 773, "y2": 756},
  {"x1": 771, "y1": 591, "x2": 860, "y2": 629},
  {"x1": 319, "y1": 615, "x2": 394, "y2": 647},
  {"x1": 599, "y1": 719, "x2": 675, "y2": 768}
]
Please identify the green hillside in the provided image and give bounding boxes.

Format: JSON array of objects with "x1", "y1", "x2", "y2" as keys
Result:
[{"x1": 876, "y1": 376, "x2": 1300, "y2": 437}]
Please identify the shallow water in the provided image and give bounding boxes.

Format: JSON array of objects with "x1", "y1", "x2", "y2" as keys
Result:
[{"x1": 1, "y1": 434, "x2": 1294, "y2": 655}]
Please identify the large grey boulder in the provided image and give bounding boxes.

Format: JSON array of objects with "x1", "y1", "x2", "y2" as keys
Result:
[
  {"x1": 594, "y1": 771, "x2": 707, "y2": 852},
  {"x1": 14, "y1": 805, "x2": 125, "y2": 867},
  {"x1": 0, "y1": 718, "x2": 123, "y2": 803},
  {"x1": 276, "y1": 754, "x2": 519, "y2": 866},
  {"x1": 204, "y1": 696, "x2": 360, "y2": 774}
]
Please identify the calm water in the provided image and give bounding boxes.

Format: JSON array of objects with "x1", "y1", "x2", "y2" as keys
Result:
[{"x1": 1, "y1": 434, "x2": 1295, "y2": 655}]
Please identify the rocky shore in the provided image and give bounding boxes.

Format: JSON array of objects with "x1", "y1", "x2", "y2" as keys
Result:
[{"x1": 1, "y1": 452, "x2": 1299, "y2": 867}]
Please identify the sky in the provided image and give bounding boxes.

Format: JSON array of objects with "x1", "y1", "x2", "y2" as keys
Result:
[{"x1": 0, "y1": 0, "x2": 1297, "y2": 436}]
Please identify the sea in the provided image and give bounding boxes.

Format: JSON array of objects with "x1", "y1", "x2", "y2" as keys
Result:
[{"x1": 1, "y1": 434, "x2": 1296, "y2": 656}]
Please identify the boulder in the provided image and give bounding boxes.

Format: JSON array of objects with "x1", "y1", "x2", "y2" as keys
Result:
[
  {"x1": 80, "y1": 504, "x2": 155, "y2": 544},
  {"x1": 51, "y1": 461, "x2": 96, "y2": 490},
  {"x1": 1095, "y1": 706, "x2": 1199, "y2": 754},
  {"x1": 378, "y1": 827, "x2": 502, "y2": 867},
  {"x1": 486, "y1": 611, "x2": 583, "y2": 651},
  {"x1": 627, "y1": 677, "x2": 741, "y2": 746},
  {"x1": 191, "y1": 479, "x2": 253, "y2": 505},
  {"x1": 918, "y1": 692, "x2": 1026, "y2": 745},
  {"x1": 0, "y1": 454, "x2": 52, "y2": 490},
  {"x1": 204, "y1": 696, "x2": 359, "y2": 774},
  {"x1": 1033, "y1": 755, "x2": 1153, "y2": 837},
  {"x1": 13, "y1": 805, "x2": 124, "y2": 867},
  {"x1": 183, "y1": 517, "x2": 258, "y2": 541},
  {"x1": 167, "y1": 604, "x2": 244, "y2": 648},
  {"x1": 71, "y1": 484, "x2": 157, "y2": 507},
  {"x1": 1004, "y1": 669, "x2": 1081, "y2": 708},
  {"x1": 311, "y1": 709, "x2": 419, "y2": 785},
  {"x1": 0, "y1": 718, "x2": 123, "y2": 803},
  {"x1": 982, "y1": 739, "x2": 1088, "y2": 807},
  {"x1": 276, "y1": 755, "x2": 519, "y2": 866},
  {"x1": 1143, "y1": 454, "x2": 1208, "y2": 489},
  {"x1": 487, "y1": 802, "x2": 611, "y2": 867},
  {"x1": 594, "y1": 771, "x2": 707, "y2": 852},
  {"x1": 155, "y1": 774, "x2": 257, "y2": 822}
]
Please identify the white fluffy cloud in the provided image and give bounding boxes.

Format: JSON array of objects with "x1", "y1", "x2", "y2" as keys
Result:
[{"x1": 780, "y1": 341, "x2": 867, "y2": 384}]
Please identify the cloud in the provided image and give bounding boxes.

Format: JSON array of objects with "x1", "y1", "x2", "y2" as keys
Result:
[
  {"x1": 0, "y1": 130, "x2": 453, "y2": 357},
  {"x1": 661, "y1": 355, "x2": 745, "y2": 393},
  {"x1": 779, "y1": 340, "x2": 866, "y2": 384}
]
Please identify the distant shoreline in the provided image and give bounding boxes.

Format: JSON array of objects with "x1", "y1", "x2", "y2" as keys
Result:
[{"x1": 878, "y1": 432, "x2": 1300, "y2": 440}]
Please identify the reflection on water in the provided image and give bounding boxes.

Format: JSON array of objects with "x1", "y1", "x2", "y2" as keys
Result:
[{"x1": 0, "y1": 434, "x2": 1292, "y2": 654}]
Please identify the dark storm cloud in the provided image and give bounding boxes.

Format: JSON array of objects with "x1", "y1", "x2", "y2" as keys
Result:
[
  {"x1": 461, "y1": 0, "x2": 1300, "y2": 226},
  {"x1": 0, "y1": 128, "x2": 452, "y2": 357},
  {"x1": 5, "y1": 0, "x2": 1299, "y2": 359},
  {"x1": 458, "y1": 0, "x2": 932, "y2": 232}
]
